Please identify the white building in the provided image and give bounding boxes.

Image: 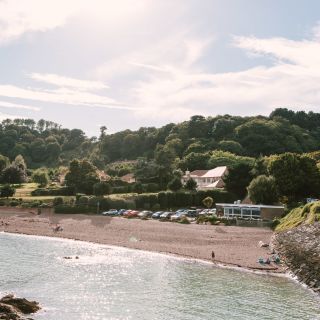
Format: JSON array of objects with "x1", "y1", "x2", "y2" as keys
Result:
[{"x1": 182, "y1": 166, "x2": 228, "y2": 190}]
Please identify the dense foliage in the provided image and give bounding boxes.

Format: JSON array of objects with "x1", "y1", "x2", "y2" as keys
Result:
[
  {"x1": 1, "y1": 108, "x2": 320, "y2": 205},
  {"x1": 1, "y1": 108, "x2": 320, "y2": 170}
]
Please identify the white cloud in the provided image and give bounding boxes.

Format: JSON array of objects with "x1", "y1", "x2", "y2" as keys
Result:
[
  {"x1": 0, "y1": 84, "x2": 140, "y2": 110},
  {"x1": 0, "y1": 0, "x2": 150, "y2": 45},
  {"x1": 0, "y1": 100, "x2": 40, "y2": 111},
  {"x1": 116, "y1": 31, "x2": 320, "y2": 120},
  {"x1": 30, "y1": 73, "x2": 109, "y2": 91}
]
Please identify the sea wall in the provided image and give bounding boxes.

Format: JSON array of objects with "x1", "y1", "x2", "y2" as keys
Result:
[{"x1": 274, "y1": 223, "x2": 320, "y2": 294}]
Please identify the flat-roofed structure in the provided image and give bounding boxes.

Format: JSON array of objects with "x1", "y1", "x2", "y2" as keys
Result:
[{"x1": 216, "y1": 203, "x2": 284, "y2": 221}]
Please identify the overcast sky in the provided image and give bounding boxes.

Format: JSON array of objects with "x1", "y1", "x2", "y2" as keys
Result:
[{"x1": 1, "y1": 0, "x2": 320, "y2": 136}]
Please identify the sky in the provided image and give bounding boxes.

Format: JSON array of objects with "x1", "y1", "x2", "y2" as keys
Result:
[{"x1": 1, "y1": 0, "x2": 320, "y2": 136}]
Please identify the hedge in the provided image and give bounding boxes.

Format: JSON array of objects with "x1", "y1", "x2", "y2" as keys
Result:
[{"x1": 31, "y1": 186, "x2": 74, "y2": 196}]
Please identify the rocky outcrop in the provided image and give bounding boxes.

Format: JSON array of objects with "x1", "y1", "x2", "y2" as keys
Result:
[
  {"x1": 0, "y1": 295, "x2": 40, "y2": 320},
  {"x1": 274, "y1": 223, "x2": 320, "y2": 294}
]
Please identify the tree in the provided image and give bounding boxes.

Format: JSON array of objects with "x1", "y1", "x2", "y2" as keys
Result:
[
  {"x1": 167, "y1": 177, "x2": 182, "y2": 191},
  {"x1": 0, "y1": 155, "x2": 9, "y2": 173},
  {"x1": 218, "y1": 140, "x2": 244, "y2": 155},
  {"x1": 1, "y1": 166, "x2": 26, "y2": 184},
  {"x1": 155, "y1": 145, "x2": 176, "y2": 187},
  {"x1": 14, "y1": 155, "x2": 27, "y2": 172},
  {"x1": 247, "y1": 175, "x2": 279, "y2": 205},
  {"x1": 184, "y1": 178, "x2": 197, "y2": 191},
  {"x1": 32, "y1": 169, "x2": 50, "y2": 187},
  {"x1": 65, "y1": 159, "x2": 99, "y2": 194},
  {"x1": 132, "y1": 182, "x2": 144, "y2": 194},
  {"x1": 224, "y1": 163, "x2": 253, "y2": 199},
  {"x1": 134, "y1": 158, "x2": 159, "y2": 183},
  {"x1": 202, "y1": 196, "x2": 213, "y2": 208},
  {"x1": 179, "y1": 152, "x2": 210, "y2": 171},
  {"x1": 93, "y1": 182, "x2": 111, "y2": 196},
  {"x1": 0, "y1": 184, "x2": 15, "y2": 198},
  {"x1": 209, "y1": 150, "x2": 254, "y2": 169},
  {"x1": 268, "y1": 153, "x2": 320, "y2": 203}
]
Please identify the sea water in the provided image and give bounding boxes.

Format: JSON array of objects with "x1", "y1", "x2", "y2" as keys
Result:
[{"x1": 0, "y1": 232, "x2": 319, "y2": 320}]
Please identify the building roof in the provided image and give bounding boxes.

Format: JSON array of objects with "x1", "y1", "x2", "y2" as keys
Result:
[
  {"x1": 203, "y1": 179, "x2": 224, "y2": 188},
  {"x1": 216, "y1": 203, "x2": 284, "y2": 209},
  {"x1": 120, "y1": 173, "x2": 135, "y2": 182},
  {"x1": 189, "y1": 170, "x2": 208, "y2": 177},
  {"x1": 202, "y1": 166, "x2": 227, "y2": 178}
]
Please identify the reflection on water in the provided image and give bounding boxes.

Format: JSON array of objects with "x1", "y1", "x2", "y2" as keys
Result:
[{"x1": 0, "y1": 233, "x2": 319, "y2": 320}]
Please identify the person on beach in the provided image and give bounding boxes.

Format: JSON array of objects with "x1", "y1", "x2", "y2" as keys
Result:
[{"x1": 211, "y1": 251, "x2": 215, "y2": 259}]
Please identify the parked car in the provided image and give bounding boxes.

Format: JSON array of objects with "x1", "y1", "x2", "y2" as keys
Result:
[
  {"x1": 170, "y1": 211, "x2": 186, "y2": 221},
  {"x1": 160, "y1": 211, "x2": 174, "y2": 219},
  {"x1": 198, "y1": 209, "x2": 209, "y2": 216},
  {"x1": 208, "y1": 209, "x2": 217, "y2": 216},
  {"x1": 126, "y1": 210, "x2": 140, "y2": 218},
  {"x1": 138, "y1": 210, "x2": 153, "y2": 218},
  {"x1": 152, "y1": 211, "x2": 164, "y2": 219},
  {"x1": 123, "y1": 210, "x2": 133, "y2": 217},
  {"x1": 186, "y1": 209, "x2": 197, "y2": 217},
  {"x1": 117, "y1": 209, "x2": 127, "y2": 216},
  {"x1": 101, "y1": 209, "x2": 118, "y2": 216}
]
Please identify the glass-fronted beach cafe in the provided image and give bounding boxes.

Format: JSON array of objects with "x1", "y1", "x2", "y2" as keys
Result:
[{"x1": 215, "y1": 203, "x2": 284, "y2": 221}]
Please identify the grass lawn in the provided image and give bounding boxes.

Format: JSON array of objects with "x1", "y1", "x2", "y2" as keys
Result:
[{"x1": 13, "y1": 183, "x2": 39, "y2": 197}]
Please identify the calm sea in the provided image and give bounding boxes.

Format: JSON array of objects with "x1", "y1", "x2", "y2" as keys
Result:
[{"x1": 0, "y1": 232, "x2": 319, "y2": 320}]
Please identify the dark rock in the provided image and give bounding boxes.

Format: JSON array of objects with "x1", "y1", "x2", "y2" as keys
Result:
[
  {"x1": 274, "y1": 223, "x2": 320, "y2": 295},
  {"x1": 0, "y1": 295, "x2": 40, "y2": 320},
  {"x1": 0, "y1": 295, "x2": 40, "y2": 314}
]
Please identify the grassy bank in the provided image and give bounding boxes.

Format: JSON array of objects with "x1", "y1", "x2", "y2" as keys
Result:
[{"x1": 275, "y1": 201, "x2": 320, "y2": 232}]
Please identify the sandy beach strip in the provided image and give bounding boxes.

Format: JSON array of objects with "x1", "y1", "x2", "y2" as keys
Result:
[{"x1": 0, "y1": 207, "x2": 285, "y2": 273}]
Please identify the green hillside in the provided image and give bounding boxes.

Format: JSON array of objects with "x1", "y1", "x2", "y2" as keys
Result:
[
  {"x1": 1, "y1": 108, "x2": 320, "y2": 169},
  {"x1": 275, "y1": 201, "x2": 320, "y2": 232}
]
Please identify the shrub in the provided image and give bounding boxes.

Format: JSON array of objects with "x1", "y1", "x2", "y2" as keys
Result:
[
  {"x1": 0, "y1": 184, "x2": 15, "y2": 198},
  {"x1": 202, "y1": 196, "x2": 214, "y2": 208},
  {"x1": 78, "y1": 196, "x2": 89, "y2": 206},
  {"x1": 179, "y1": 216, "x2": 190, "y2": 224},
  {"x1": 53, "y1": 197, "x2": 64, "y2": 206},
  {"x1": 10, "y1": 200, "x2": 19, "y2": 207},
  {"x1": 271, "y1": 218, "x2": 280, "y2": 230}
]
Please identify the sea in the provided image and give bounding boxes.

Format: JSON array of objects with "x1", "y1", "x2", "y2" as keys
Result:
[{"x1": 0, "y1": 232, "x2": 319, "y2": 320}]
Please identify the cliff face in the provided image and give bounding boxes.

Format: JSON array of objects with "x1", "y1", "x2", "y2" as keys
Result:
[{"x1": 274, "y1": 223, "x2": 320, "y2": 294}]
